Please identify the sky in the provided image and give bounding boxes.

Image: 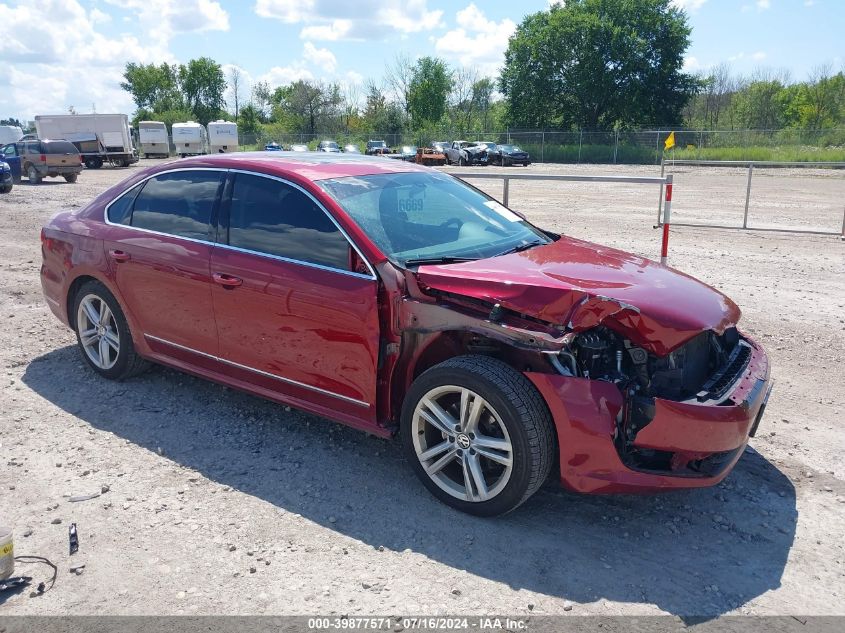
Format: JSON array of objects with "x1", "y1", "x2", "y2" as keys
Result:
[{"x1": 0, "y1": 0, "x2": 842, "y2": 122}]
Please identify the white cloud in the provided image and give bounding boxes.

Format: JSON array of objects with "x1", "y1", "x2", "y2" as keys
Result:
[
  {"x1": 434, "y1": 4, "x2": 516, "y2": 77},
  {"x1": 751, "y1": 51, "x2": 767, "y2": 61},
  {"x1": 804, "y1": 0, "x2": 815, "y2": 5},
  {"x1": 257, "y1": 66, "x2": 314, "y2": 88},
  {"x1": 756, "y1": 0, "x2": 770, "y2": 9},
  {"x1": 107, "y1": 0, "x2": 229, "y2": 48},
  {"x1": 255, "y1": 0, "x2": 443, "y2": 41},
  {"x1": 683, "y1": 56, "x2": 700, "y2": 71},
  {"x1": 670, "y1": 0, "x2": 708, "y2": 10},
  {"x1": 0, "y1": 0, "x2": 231, "y2": 120},
  {"x1": 302, "y1": 42, "x2": 337, "y2": 73}
]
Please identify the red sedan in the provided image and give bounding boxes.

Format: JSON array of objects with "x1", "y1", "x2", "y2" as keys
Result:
[{"x1": 40, "y1": 153, "x2": 772, "y2": 516}]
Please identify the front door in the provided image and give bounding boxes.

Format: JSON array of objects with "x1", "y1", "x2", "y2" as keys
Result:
[
  {"x1": 2, "y1": 144, "x2": 21, "y2": 182},
  {"x1": 210, "y1": 172, "x2": 380, "y2": 426}
]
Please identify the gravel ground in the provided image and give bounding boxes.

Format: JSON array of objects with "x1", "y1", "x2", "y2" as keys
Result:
[{"x1": 0, "y1": 160, "x2": 843, "y2": 617}]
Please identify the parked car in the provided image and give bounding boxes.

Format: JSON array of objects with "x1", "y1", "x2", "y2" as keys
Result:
[
  {"x1": 431, "y1": 141, "x2": 449, "y2": 152},
  {"x1": 264, "y1": 142, "x2": 282, "y2": 151},
  {"x1": 289, "y1": 144, "x2": 309, "y2": 152},
  {"x1": 490, "y1": 144, "x2": 531, "y2": 166},
  {"x1": 13, "y1": 139, "x2": 82, "y2": 184},
  {"x1": 1, "y1": 143, "x2": 23, "y2": 183},
  {"x1": 389, "y1": 145, "x2": 417, "y2": 162},
  {"x1": 40, "y1": 153, "x2": 772, "y2": 516},
  {"x1": 344, "y1": 144, "x2": 361, "y2": 154},
  {"x1": 444, "y1": 140, "x2": 488, "y2": 166},
  {"x1": 366, "y1": 140, "x2": 389, "y2": 155},
  {"x1": 318, "y1": 140, "x2": 341, "y2": 153},
  {"x1": 0, "y1": 160, "x2": 12, "y2": 193}
]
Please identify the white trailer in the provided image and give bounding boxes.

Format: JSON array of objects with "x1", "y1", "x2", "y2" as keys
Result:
[
  {"x1": 0, "y1": 126, "x2": 23, "y2": 145},
  {"x1": 172, "y1": 122, "x2": 208, "y2": 157},
  {"x1": 34, "y1": 114, "x2": 138, "y2": 168},
  {"x1": 207, "y1": 120, "x2": 238, "y2": 153},
  {"x1": 138, "y1": 121, "x2": 169, "y2": 158}
]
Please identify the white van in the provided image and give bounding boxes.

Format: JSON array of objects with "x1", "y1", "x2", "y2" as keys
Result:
[
  {"x1": 138, "y1": 121, "x2": 169, "y2": 158},
  {"x1": 172, "y1": 122, "x2": 208, "y2": 157},
  {"x1": 207, "y1": 120, "x2": 238, "y2": 154}
]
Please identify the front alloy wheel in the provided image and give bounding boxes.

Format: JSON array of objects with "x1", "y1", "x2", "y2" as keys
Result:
[
  {"x1": 402, "y1": 355, "x2": 554, "y2": 516},
  {"x1": 412, "y1": 385, "x2": 514, "y2": 503}
]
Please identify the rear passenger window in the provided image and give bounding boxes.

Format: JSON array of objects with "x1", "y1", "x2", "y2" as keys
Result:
[
  {"x1": 106, "y1": 182, "x2": 144, "y2": 226},
  {"x1": 45, "y1": 141, "x2": 78, "y2": 154},
  {"x1": 131, "y1": 171, "x2": 223, "y2": 240},
  {"x1": 227, "y1": 173, "x2": 350, "y2": 271}
]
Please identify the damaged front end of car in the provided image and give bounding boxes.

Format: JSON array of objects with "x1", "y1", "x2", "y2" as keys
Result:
[{"x1": 391, "y1": 256, "x2": 772, "y2": 494}]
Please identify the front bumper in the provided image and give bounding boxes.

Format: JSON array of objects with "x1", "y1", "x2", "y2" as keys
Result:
[{"x1": 526, "y1": 335, "x2": 771, "y2": 494}]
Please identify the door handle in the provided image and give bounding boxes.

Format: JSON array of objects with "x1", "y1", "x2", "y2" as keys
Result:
[
  {"x1": 108, "y1": 249, "x2": 130, "y2": 262},
  {"x1": 212, "y1": 272, "x2": 243, "y2": 288}
]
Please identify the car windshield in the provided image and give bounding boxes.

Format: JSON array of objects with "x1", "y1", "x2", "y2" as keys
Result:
[
  {"x1": 319, "y1": 171, "x2": 550, "y2": 267},
  {"x1": 322, "y1": 142, "x2": 339, "y2": 149},
  {"x1": 499, "y1": 144, "x2": 522, "y2": 152}
]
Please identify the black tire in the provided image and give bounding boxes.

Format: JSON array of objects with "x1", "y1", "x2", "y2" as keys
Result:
[
  {"x1": 72, "y1": 280, "x2": 150, "y2": 381},
  {"x1": 64, "y1": 173, "x2": 78, "y2": 183},
  {"x1": 523, "y1": 161, "x2": 530, "y2": 167},
  {"x1": 0, "y1": 184, "x2": 11, "y2": 193},
  {"x1": 401, "y1": 355, "x2": 554, "y2": 516},
  {"x1": 459, "y1": 155, "x2": 467, "y2": 166},
  {"x1": 26, "y1": 164, "x2": 41, "y2": 184},
  {"x1": 84, "y1": 157, "x2": 103, "y2": 169}
]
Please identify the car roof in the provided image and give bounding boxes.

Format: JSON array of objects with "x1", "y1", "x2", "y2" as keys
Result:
[{"x1": 168, "y1": 151, "x2": 429, "y2": 181}]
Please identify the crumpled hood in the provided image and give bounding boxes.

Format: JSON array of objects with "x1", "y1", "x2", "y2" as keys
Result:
[{"x1": 415, "y1": 236, "x2": 740, "y2": 356}]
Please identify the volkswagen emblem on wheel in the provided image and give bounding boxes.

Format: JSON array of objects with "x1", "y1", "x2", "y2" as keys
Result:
[{"x1": 456, "y1": 433, "x2": 471, "y2": 449}]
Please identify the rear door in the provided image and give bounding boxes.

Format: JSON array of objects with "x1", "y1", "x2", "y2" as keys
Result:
[
  {"x1": 101, "y1": 169, "x2": 225, "y2": 360},
  {"x1": 209, "y1": 171, "x2": 380, "y2": 425}
]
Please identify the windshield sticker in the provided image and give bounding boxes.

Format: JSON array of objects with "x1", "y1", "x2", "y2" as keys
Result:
[{"x1": 483, "y1": 200, "x2": 521, "y2": 222}]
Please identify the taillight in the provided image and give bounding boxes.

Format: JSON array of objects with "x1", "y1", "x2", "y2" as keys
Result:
[{"x1": 40, "y1": 154, "x2": 47, "y2": 162}]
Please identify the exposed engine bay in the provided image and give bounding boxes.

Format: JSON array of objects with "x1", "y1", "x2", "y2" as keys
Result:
[{"x1": 548, "y1": 324, "x2": 754, "y2": 475}]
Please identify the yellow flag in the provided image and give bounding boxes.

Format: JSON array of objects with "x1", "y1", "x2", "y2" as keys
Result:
[{"x1": 664, "y1": 131, "x2": 676, "y2": 150}]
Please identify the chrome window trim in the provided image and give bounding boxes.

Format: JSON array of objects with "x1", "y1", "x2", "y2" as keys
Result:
[
  {"x1": 145, "y1": 334, "x2": 371, "y2": 408},
  {"x1": 103, "y1": 166, "x2": 377, "y2": 280}
]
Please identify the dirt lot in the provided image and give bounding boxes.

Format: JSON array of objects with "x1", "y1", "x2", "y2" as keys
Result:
[{"x1": 1, "y1": 160, "x2": 843, "y2": 618}]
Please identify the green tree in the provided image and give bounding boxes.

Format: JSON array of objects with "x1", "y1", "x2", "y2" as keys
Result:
[
  {"x1": 408, "y1": 57, "x2": 451, "y2": 130},
  {"x1": 238, "y1": 104, "x2": 262, "y2": 137},
  {"x1": 121, "y1": 62, "x2": 181, "y2": 112},
  {"x1": 271, "y1": 80, "x2": 341, "y2": 135},
  {"x1": 500, "y1": 0, "x2": 696, "y2": 128},
  {"x1": 178, "y1": 57, "x2": 227, "y2": 125}
]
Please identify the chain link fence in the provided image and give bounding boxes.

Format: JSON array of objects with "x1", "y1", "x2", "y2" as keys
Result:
[{"x1": 145, "y1": 128, "x2": 845, "y2": 165}]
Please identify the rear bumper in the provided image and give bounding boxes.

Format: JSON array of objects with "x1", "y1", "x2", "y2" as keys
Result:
[
  {"x1": 38, "y1": 165, "x2": 82, "y2": 175},
  {"x1": 526, "y1": 335, "x2": 771, "y2": 494}
]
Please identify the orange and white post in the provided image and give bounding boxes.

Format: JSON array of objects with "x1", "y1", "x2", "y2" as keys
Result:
[{"x1": 660, "y1": 174, "x2": 673, "y2": 265}]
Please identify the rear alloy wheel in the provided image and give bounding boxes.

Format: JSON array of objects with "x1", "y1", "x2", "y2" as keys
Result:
[
  {"x1": 64, "y1": 173, "x2": 78, "y2": 183},
  {"x1": 26, "y1": 164, "x2": 41, "y2": 184},
  {"x1": 73, "y1": 281, "x2": 149, "y2": 380},
  {"x1": 402, "y1": 355, "x2": 554, "y2": 516}
]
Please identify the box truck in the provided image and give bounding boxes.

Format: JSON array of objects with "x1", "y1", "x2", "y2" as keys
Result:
[
  {"x1": 138, "y1": 121, "x2": 169, "y2": 158},
  {"x1": 207, "y1": 120, "x2": 239, "y2": 153},
  {"x1": 172, "y1": 122, "x2": 208, "y2": 157},
  {"x1": 0, "y1": 126, "x2": 23, "y2": 146},
  {"x1": 34, "y1": 114, "x2": 138, "y2": 168}
]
